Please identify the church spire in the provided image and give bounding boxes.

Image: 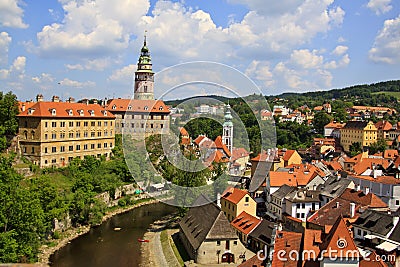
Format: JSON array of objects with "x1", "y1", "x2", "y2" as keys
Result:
[
  {"x1": 134, "y1": 32, "x2": 154, "y2": 100},
  {"x1": 222, "y1": 104, "x2": 233, "y2": 153}
]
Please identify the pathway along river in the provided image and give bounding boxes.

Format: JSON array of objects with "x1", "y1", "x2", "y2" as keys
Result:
[{"x1": 50, "y1": 202, "x2": 176, "y2": 267}]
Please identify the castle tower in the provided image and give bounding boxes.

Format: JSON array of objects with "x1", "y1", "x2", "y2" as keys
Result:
[
  {"x1": 222, "y1": 104, "x2": 233, "y2": 153},
  {"x1": 134, "y1": 33, "x2": 154, "y2": 100}
]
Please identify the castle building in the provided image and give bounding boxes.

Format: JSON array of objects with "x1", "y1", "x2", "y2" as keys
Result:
[
  {"x1": 107, "y1": 35, "x2": 170, "y2": 138},
  {"x1": 18, "y1": 95, "x2": 115, "y2": 168}
]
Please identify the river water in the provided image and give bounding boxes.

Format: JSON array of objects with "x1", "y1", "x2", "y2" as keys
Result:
[{"x1": 50, "y1": 202, "x2": 176, "y2": 267}]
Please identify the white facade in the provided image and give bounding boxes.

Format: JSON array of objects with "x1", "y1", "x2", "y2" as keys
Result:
[{"x1": 285, "y1": 201, "x2": 320, "y2": 222}]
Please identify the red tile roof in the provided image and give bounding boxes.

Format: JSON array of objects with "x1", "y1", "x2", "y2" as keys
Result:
[
  {"x1": 214, "y1": 135, "x2": 231, "y2": 157},
  {"x1": 271, "y1": 231, "x2": 302, "y2": 267},
  {"x1": 339, "y1": 188, "x2": 388, "y2": 209},
  {"x1": 359, "y1": 251, "x2": 388, "y2": 267},
  {"x1": 231, "y1": 211, "x2": 261, "y2": 235},
  {"x1": 302, "y1": 229, "x2": 322, "y2": 266},
  {"x1": 179, "y1": 127, "x2": 189, "y2": 136},
  {"x1": 17, "y1": 101, "x2": 115, "y2": 119},
  {"x1": 307, "y1": 198, "x2": 361, "y2": 233},
  {"x1": 383, "y1": 149, "x2": 398, "y2": 159},
  {"x1": 222, "y1": 187, "x2": 250, "y2": 205},
  {"x1": 18, "y1": 101, "x2": 35, "y2": 113},
  {"x1": 351, "y1": 175, "x2": 400, "y2": 185},
  {"x1": 270, "y1": 164, "x2": 324, "y2": 187},
  {"x1": 352, "y1": 158, "x2": 391, "y2": 175},
  {"x1": 231, "y1": 147, "x2": 250, "y2": 162},
  {"x1": 106, "y1": 98, "x2": 170, "y2": 113},
  {"x1": 375, "y1": 120, "x2": 393, "y2": 131},
  {"x1": 319, "y1": 216, "x2": 360, "y2": 259},
  {"x1": 282, "y1": 150, "x2": 296, "y2": 161},
  {"x1": 324, "y1": 121, "x2": 346, "y2": 129}
]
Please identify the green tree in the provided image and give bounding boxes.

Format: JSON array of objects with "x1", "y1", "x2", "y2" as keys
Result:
[
  {"x1": 0, "y1": 92, "x2": 19, "y2": 151},
  {"x1": 369, "y1": 138, "x2": 387, "y2": 155},
  {"x1": 349, "y1": 142, "x2": 362, "y2": 157},
  {"x1": 313, "y1": 111, "x2": 333, "y2": 134}
]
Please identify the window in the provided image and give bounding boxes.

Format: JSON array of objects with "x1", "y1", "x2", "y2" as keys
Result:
[
  {"x1": 60, "y1": 133, "x2": 65, "y2": 139},
  {"x1": 69, "y1": 121, "x2": 73, "y2": 127},
  {"x1": 110, "y1": 143, "x2": 113, "y2": 148},
  {"x1": 84, "y1": 144, "x2": 88, "y2": 150},
  {"x1": 76, "y1": 122, "x2": 81, "y2": 127},
  {"x1": 98, "y1": 121, "x2": 101, "y2": 127},
  {"x1": 52, "y1": 159, "x2": 56, "y2": 163},
  {"x1": 68, "y1": 157, "x2": 73, "y2": 162},
  {"x1": 60, "y1": 146, "x2": 65, "y2": 152},
  {"x1": 97, "y1": 132, "x2": 102, "y2": 137},
  {"x1": 296, "y1": 203, "x2": 300, "y2": 209},
  {"x1": 144, "y1": 106, "x2": 148, "y2": 111},
  {"x1": 160, "y1": 124, "x2": 164, "y2": 129},
  {"x1": 98, "y1": 143, "x2": 101, "y2": 148},
  {"x1": 91, "y1": 132, "x2": 95, "y2": 137},
  {"x1": 45, "y1": 134, "x2": 48, "y2": 140},
  {"x1": 141, "y1": 123, "x2": 144, "y2": 128},
  {"x1": 357, "y1": 229, "x2": 362, "y2": 236},
  {"x1": 69, "y1": 133, "x2": 74, "y2": 138},
  {"x1": 104, "y1": 143, "x2": 108, "y2": 148},
  {"x1": 91, "y1": 144, "x2": 95, "y2": 149},
  {"x1": 104, "y1": 122, "x2": 108, "y2": 127},
  {"x1": 51, "y1": 133, "x2": 57, "y2": 139},
  {"x1": 302, "y1": 203, "x2": 305, "y2": 209},
  {"x1": 52, "y1": 147, "x2": 56, "y2": 153},
  {"x1": 44, "y1": 147, "x2": 48, "y2": 153},
  {"x1": 76, "y1": 132, "x2": 80, "y2": 138},
  {"x1": 104, "y1": 131, "x2": 108, "y2": 136},
  {"x1": 245, "y1": 196, "x2": 249, "y2": 203},
  {"x1": 91, "y1": 121, "x2": 95, "y2": 126},
  {"x1": 76, "y1": 145, "x2": 80, "y2": 151},
  {"x1": 69, "y1": 146, "x2": 73, "y2": 151},
  {"x1": 216, "y1": 241, "x2": 221, "y2": 246},
  {"x1": 396, "y1": 200, "x2": 400, "y2": 206},
  {"x1": 84, "y1": 131, "x2": 88, "y2": 137},
  {"x1": 52, "y1": 122, "x2": 57, "y2": 127},
  {"x1": 31, "y1": 147, "x2": 35, "y2": 153},
  {"x1": 45, "y1": 122, "x2": 48, "y2": 127},
  {"x1": 84, "y1": 121, "x2": 88, "y2": 127},
  {"x1": 296, "y1": 213, "x2": 300, "y2": 218}
]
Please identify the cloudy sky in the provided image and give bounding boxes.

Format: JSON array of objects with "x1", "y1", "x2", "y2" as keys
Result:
[{"x1": 0, "y1": 0, "x2": 399, "y2": 101}]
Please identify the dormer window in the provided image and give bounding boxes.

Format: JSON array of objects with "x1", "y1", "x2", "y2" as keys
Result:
[
  {"x1": 112, "y1": 105, "x2": 116, "y2": 110},
  {"x1": 78, "y1": 109, "x2": 84, "y2": 116},
  {"x1": 144, "y1": 106, "x2": 148, "y2": 111},
  {"x1": 28, "y1": 108, "x2": 35, "y2": 115},
  {"x1": 103, "y1": 110, "x2": 107, "y2": 116},
  {"x1": 68, "y1": 109, "x2": 73, "y2": 116},
  {"x1": 159, "y1": 106, "x2": 163, "y2": 111},
  {"x1": 89, "y1": 110, "x2": 94, "y2": 116},
  {"x1": 51, "y1": 109, "x2": 56, "y2": 116},
  {"x1": 128, "y1": 105, "x2": 132, "y2": 110}
]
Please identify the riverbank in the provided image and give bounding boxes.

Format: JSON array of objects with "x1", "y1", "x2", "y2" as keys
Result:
[{"x1": 38, "y1": 197, "x2": 161, "y2": 266}]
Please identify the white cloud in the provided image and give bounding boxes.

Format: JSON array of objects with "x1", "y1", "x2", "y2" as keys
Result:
[
  {"x1": 0, "y1": 0, "x2": 28, "y2": 28},
  {"x1": 0, "y1": 56, "x2": 27, "y2": 90},
  {"x1": 36, "y1": 0, "x2": 149, "y2": 58},
  {"x1": 369, "y1": 15, "x2": 400, "y2": 64},
  {"x1": 290, "y1": 49, "x2": 323, "y2": 69},
  {"x1": 65, "y1": 58, "x2": 113, "y2": 71},
  {"x1": 32, "y1": 73, "x2": 54, "y2": 84},
  {"x1": 59, "y1": 78, "x2": 95, "y2": 88},
  {"x1": 245, "y1": 60, "x2": 274, "y2": 87},
  {"x1": 0, "y1": 32, "x2": 11, "y2": 66},
  {"x1": 367, "y1": 0, "x2": 392, "y2": 15},
  {"x1": 108, "y1": 64, "x2": 135, "y2": 83},
  {"x1": 332, "y1": 45, "x2": 348, "y2": 56},
  {"x1": 226, "y1": 0, "x2": 304, "y2": 16}
]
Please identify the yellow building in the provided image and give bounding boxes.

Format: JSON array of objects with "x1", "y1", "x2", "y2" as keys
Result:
[
  {"x1": 220, "y1": 187, "x2": 257, "y2": 222},
  {"x1": 340, "y1": 121, "x2": 377, "y2": 152},
  {"x1": 18, "y1": 96, "x2": 115, "y2": 168}
]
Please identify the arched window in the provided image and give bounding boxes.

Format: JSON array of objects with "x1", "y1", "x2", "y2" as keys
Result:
[
  {"x1": 24, "y1": 131, "x2": 28, "y2": 139},
  {"x1": 31, "y1": 131, "x2": 35, "y2": 139}
]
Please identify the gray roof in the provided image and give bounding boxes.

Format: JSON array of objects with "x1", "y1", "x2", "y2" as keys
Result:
[
  {"x1": 179, "y1": 198, "x2": 238, "y2": 250},
  {"x1": 318, "y1": 176, "x2": 353, "y2": 199},
  {"x1": 353, "y1": 209, "x2": 396, "y2": 236},
  {"x1": 285, "y1": 189, "x2": 321, "y2": 203},
  {"x1": 389, "y1": 220, "x2": 400, "y2": 243},
  {"x1": 248, "y1": 219, "x2": 275, "y2": 245},
  {"x1": 271, "y1": 184, "x2": 296, "y2": 200},
  {"x1": 343, "y1": 121, "x2": 369, "y2": 129},
  {"x1": 249, "y1": 161, "x2": 269, "y2": 193}
]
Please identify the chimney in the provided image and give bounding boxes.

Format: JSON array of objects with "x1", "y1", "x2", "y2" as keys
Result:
[
  {"x1": 52, "y1": 95, "x2": 60, "y2": 102},
  {"x1": 93, "y1": 99, "x2": 98, "y2": 105},
  {"x1": 67, "y1": 97, "x2": 75, "y2": 103},
  {"x1": 356, "y1": 184, "x2": 361, "y2": 191},
  {"x1": 278, "y1": 223, "x2": 283, "y2": 231},
  {"x1": 364, "y1": 187, "x2": 370, "y2": 195},
  {"x1": 336, "y1": 173, "x2": 341, "y2": 181},
  {"x1": 313, "y1": 184, "x2": 317, "y2": 191},
  {"x1": 350, "y1": 202, "x2": 356, "y2": 218},
  {"x1": 217, "y1": 193, "x2": 221, "y2": 208},
  {"x1": 21, "y1": 103, "x2": 26, "y2": 112},
  {"x1": 85, "y1": 99, "x2": 89, "y2": 105},
  {"x1": 36, "y1": 94, "x2": 44, "y2": 102},
  {"x1": 336, "y1": 201, "x2": 340, "y2": 208}
]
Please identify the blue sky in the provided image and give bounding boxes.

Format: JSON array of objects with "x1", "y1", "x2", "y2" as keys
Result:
[{"x1": 0, "y1": 0, "x2": 399, "y2": 101}]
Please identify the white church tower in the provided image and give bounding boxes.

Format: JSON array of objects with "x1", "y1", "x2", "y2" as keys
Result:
[
  {"x1": 134, "y1": 33, "x2": 154, "y2": 100},
  {"x1": 222, "y1": 104, "x2": 233, "y2": 153}
]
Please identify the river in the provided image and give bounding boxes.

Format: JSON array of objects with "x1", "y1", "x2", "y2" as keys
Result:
[{"x1": 50, "y1": 202, "x2": 176, "y2": 267}]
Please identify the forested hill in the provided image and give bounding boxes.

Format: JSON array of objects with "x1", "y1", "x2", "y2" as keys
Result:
[
  {"x1": 274, "y1": 80, "x2": 400, "y2": 99},
  {"x1": 166, "y1": 80, "x2": 400, "y2": 108}
]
